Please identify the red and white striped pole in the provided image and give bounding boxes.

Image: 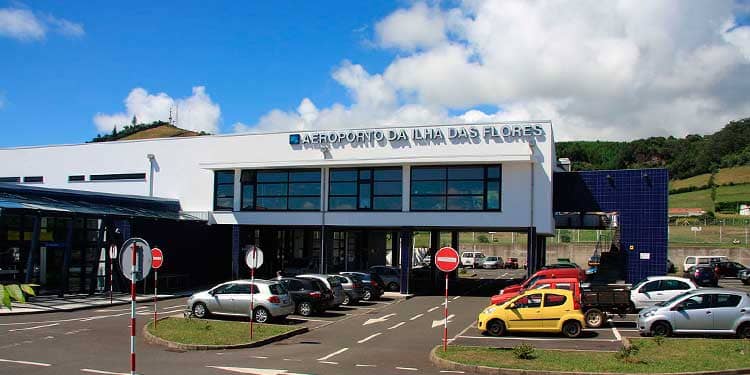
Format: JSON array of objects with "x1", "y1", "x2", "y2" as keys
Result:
[
  {"x1": 249, "y1": 246, "x2": 256, "y2": 341},
  {"x1": 130, "y1": 242, "x2": 136, "y2": 375},
  {"x1": 153, "y1": 270, "x2": 158, "y2": 330},
  {"x1": 110, "y1": 255, "x2": 113, "y2": 304},
  {"x1": 443, "y1": 272, "x2": 449, "y2": 352}
]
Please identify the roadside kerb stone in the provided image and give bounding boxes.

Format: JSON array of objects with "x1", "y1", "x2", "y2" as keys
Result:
[
  {"x1": 429, "y1": 345, "x2": 750, "y2": 375},
  {"x1": 143, "y1": 317, "x2": 308, "y2": 350}
]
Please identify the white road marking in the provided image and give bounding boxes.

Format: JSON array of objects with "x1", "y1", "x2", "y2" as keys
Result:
[
  {"x1": 428, "y1": 306, "x2": 439, "y2": 312},
  {"x1": 458, "y1": 335, "x2": 618, "y2": 342},
  {"x1": 8, "y1": 323, "x2": 59, "y2": 332},
  {"x1": 396, "y1": 367, "x2": 419, "y2": 371},
  {"x1": 409, "y1": 313, "x2": 424, "y2": 321},
  {"x1": 319, "y1": 361, "x2": 338, "y2": 365},
  {"x1": 611, "y1": 326, "x2": 622, "y2": 341},
  {"x1": 95, "y1": 306, "x2": 148, "y2": 313},
  {"x1": 207, "y1": 366, "x2": 307, "y2": 374},
  {"x1": 251, "y1": 356, "x2": 268, "y2": 359},
  {"x1": 363, "y1": 313, "x2": 396, "y2": 326},
  {"x1": 0, "y1": 358, "x2": 51, "y2": 367},
  {"x1": 289, "y1": 318, "x2": 329, "y2": 323},
  {"x1": 317, "y1": 347, "x2": 348, "y2": 361},
  {"x1": 80, "y1": 369, "x2": 128, "y2": 375},
  {"x1": 356, "y1": 364, "x2": 377, "y2": 367},
  {"x1": 452, "y1": 296, "x2": 460, "y2": 300},
  {"x1": 440, "y1": 371, "x2": 465, "y2": 374},
  {"x1": 357, "y1": 333, "x2": 382, "y2": 343},
  {"x1": 431, "y1": 314, "x2": 456, "y2": 328},
  {"x1": 282, "y1": 359, "x2": 301, "y2": 362},
  {"x1": 388, "y1": 322, "x2": 405, "y2": 330}
]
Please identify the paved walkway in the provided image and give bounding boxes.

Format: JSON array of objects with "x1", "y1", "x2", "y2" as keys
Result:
[{"x1": 1, "y1": 292, "x2": 189, "y2": 315}]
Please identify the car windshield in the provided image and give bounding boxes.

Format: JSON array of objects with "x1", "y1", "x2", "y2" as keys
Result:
[
  {"x1": 268, "y1": 283, "x2": 287, "y2": 295},
  {"x1": 486, "y1": 257, "x2": 497, "y2": 261}
]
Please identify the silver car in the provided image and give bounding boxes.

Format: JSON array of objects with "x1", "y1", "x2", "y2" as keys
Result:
[
  {"x1": 637, "y1": 288, "x2": 750, "y2": 338},
  {"x1": 332, "y1": 274, "x2": 364, "y2": 305},
  {"x1": 297, "y1": 274, "x2": 346, "y2": 307},
  {"x1": 187, "y1": 279, "x2": 295, "y2": 323},
  {"x1": 483, "y1": 256, "x2": 502, "y2": 269}
]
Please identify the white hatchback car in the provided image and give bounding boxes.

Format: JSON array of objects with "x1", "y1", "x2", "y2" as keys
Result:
[
  {"x1": 630, "y1": 276, "x2": 697, "y2": 310},
  {"x1": 460, "y1": 251, "x2": 486, "y2": 268}
]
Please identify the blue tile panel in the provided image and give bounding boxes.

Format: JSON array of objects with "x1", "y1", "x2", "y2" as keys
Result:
[{"x1": 554, "y1": 169, "x2": 669, "y2": 284}]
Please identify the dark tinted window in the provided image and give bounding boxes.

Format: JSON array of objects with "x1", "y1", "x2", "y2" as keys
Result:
[
  {"x1": 514, "y1": 294, "x2": 542, "y2": 308},
  {"x1": 714, "y1": 294, "x2": 742, "y2": 308},
  {"x1": 0, "y1": 177, "x2": 20, "y2": 183},
  {"x1": 544, "y1": 293, "x2": 567, "y2": 307},
  {"x1": 677, "y1": 294, "x2": 710, "y2": 310},
  {"x1": 269, "y1": 283, "x2": 286, "y2": 295},
  {"x1": 90, "y1": 173, "x2": 146, "y2": 181},
  {"x1": 214, "y1": 170, "x2": 235, "y2": 211},
  {"x1": 640, "y1": 281, "x2": 660, "y2": 292},
  {"x1": 23, "y1": 176, "x2": 43, "y2": 183},
  {"x1": 329, "y1": 167, "x2": 402, "y2": 211},
  {"x1": 68, "y1": 175, "x2": 85, "y2": 182},
  {"x1": 410, "y1": 165, "x2": 501, "y2": 211},
  {"x1": 241, "y1": 169, "x2": 320, "y2": 211}
]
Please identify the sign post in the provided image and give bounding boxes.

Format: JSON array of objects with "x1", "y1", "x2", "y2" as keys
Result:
[
  {"x1": 244, "y1": 246, "x2": 264, "y2": 341},
  {"x1": 435, "y1": 246, "x2": 460, "y2": 352},
  {"x1": 151, "y1": 248, "x2": 163, "y2": 329},
  {"x1": 120, "y1": 238, "x2": 152, "y2": 375},
  {"x1": 109, "y1": 244, "x2": 118, "y2": 304}
]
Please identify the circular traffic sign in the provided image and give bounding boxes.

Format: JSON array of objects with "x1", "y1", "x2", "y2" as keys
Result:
[
  {"x1": 119, "y1": 238, "x2": 152, "y2": 282},
  {"x1": 435, "y1": 246, "x2": 460, "y2": 273},
  {"x1": 151, "y1": 248, "x2": 164, "y2": 269},
  {"x1": 244, "y1": 245, "x2": 264, "y2": 269},
  {"x1": 109, "y1": 244, "x2": 118, "y2": 259}
]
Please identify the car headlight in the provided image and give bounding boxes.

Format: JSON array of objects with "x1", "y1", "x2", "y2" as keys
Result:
[{"x1": 483, "y1": 307, "x2": 496, "y2": 315}]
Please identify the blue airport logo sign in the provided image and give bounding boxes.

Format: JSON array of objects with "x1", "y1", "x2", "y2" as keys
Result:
[{"x1": 289, "y1": 134, "x2": 301, "y2": 145}]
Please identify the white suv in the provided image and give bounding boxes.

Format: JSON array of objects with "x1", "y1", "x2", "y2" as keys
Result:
[{"x1": 460, "y1": 251, "x2": 486, "y2": 268}]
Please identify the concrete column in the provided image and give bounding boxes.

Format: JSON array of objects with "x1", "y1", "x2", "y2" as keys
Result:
[
  {"x1": 399, "y1": 230, "x2": 412, "y2": 294},
  {"x1": 402, "y1": 165, "x2": 410, "y2": 212},
  {"x1": 526, "y1": 227, "x2": 537, "y2": 277},
  {"x1": 233, "y1": 169, "x2": 241, "y2": 211},
  {"x1": 451, "y1": 231, "x2": 459, "y2": 251}
]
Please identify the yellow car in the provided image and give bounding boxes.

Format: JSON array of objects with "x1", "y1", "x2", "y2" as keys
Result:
[{"x1": 477, "y1": 289, "x2": 585, "y2": 338}]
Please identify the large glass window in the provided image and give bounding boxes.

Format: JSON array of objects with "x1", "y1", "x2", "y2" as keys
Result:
[
  {"x1": 329, "y1": 167, "x2": 402, "y2": 211},
  {"x1": 410, "y1": 165, "x2": 501, "y2": 211},
  {"x1": 240, "y1": 169, "x2": 321, "y2": 211},
  {"x1": 213, "y1": 170, "x2": 235, "y2": 211}
]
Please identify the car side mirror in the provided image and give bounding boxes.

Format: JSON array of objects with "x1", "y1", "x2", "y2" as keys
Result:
[
  {"x1": 209, "y1": 290, "x2": 216, "y2": 296},
  {"x1": 507, "y1": 303, "x2": 516, "y2": 309}
]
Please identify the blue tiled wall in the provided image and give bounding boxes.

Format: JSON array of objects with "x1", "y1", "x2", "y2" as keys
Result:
[{"x1": 554, "y1": 169, "x2": 669, "y2": 284}]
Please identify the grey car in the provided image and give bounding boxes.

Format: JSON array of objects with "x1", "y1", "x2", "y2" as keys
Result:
[
  {"x1": 297, "y1": 274, "x2": 346, "y2": 307},
  {"x1": 482, "y1": 256, "x2": 502, "y2": 269},
  {"x1": 637, "y1": 288, "x2": 750, "y2": 338},
  {"x1": 370, "y1": 265, "x2": 401, "y2": 291},
  {"x1": 187, "y1": 279, "x2": 295, "y2": 323},
  {"x1": 332, "y1": 274, "x2": 364, "y2": 305}
]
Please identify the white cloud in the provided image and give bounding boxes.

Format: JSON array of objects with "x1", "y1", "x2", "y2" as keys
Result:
[
  {"x1": 239, "y1": 0, "x2": 750, "y2": 141},
  {"x1": 0, "y1": 7, "x2": 84, "y2": 41},
  {"x1": 93, "y1": 86, "x2": 221, "y2": 134}
]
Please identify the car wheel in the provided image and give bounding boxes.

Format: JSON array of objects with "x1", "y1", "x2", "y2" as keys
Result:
[
  {"x1": 584, "y1": 309, "x2": 604, "y2": 328},
  {"x1": 362, "y1": 289, "x2": 373, "y2": 301},
  {"x1": 387, "y1": 282, "x2": 399, "y2": 292},
  {"x1": 737, "y1": 323, "x2": 750, "y2": 339},
  {"x1": 298, "y1": 302, "x2": 313, "y2": 317},
  {"x1": 253, "y1": 307, "x2": 270, "y2": 323},
  {"x1": 342, "y1": 294, "x2": 351, "y2": 305},
  {"x1": 192, "y1": 302, "x2": 209, "y2": 319},
  {"x1": 487, "y1": 320, "x2": 506, "y2": 337},
  {"x1": 562, "y1": 320, "x2": 582, "y2": 338},
  {"x1": 650, "y1": 321, "x2": 672, "y2": 337}
]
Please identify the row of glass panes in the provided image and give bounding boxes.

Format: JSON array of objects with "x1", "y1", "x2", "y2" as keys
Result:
[{"x1": 214, "y1": 165, "x2": 501, "y2": 212}]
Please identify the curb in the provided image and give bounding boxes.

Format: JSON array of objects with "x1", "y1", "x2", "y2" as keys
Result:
[
  {"x1": 429, "y1": 346, "x2": 750, "y2": 375},
  {"x1": 143, "y1": 317, "x2": 309, "y2": 350},
  {"x1": 1, "y1": 294, "x2": 188, "y2": 316}
]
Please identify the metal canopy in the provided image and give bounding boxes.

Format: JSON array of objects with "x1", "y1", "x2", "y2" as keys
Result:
[{"x1": 0, "y1": 183, "x2": 201, "y2": 220}]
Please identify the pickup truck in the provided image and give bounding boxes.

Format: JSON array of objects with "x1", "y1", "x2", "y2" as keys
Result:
[{"x1": 491, "y1": 277, "x2": 631, "y2": 328}]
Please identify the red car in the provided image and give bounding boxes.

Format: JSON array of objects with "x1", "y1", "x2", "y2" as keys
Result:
[
  {"x1": 490, "y1": 266, "x2": 585, "y2": 305},
  {"x1": 504, "y1": 257, "x2": 519, "y2": 269}
]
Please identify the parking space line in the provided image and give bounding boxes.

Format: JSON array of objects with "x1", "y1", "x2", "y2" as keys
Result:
[
  {"x1": 428, "y1": 306, "x2": 439, "y2": 312},
  {"x1": 356, "y1": 364, "x2": 377, "y2": 367},
  {"x1": 8, "y1": 323, "x2": 59, "y2": 332},
  {"x1": 396, "y1": 367, "x2": 419, "y2": 371},
  {"x1": 80, "y1": 369, "x2": 128, "y2": 375},
  {"x1": 409, "y1": 314, "x2": 424, "y2": 321},
  {"x1": 317, "y1": 347, "x2": 348, "y2": 361},
  {"x1": 357, "y1": 333, "x2": 382, "y2": 343},
  {"x1": 388, "y1": 322, "x2": 405, "y2": 330},
  {"x1": 319, "y1": 361, "x2": 338, "y2": 365},
  {"x1": 611, "y1": 325, "x2": 622, "y2": 341},
  {"x1": 282, "y1": 359, "x2": 302, "y2": 362},
  {"x1": 458, "y1": 335, "x2": 618, "y2": 342},
  {"x1": 0, "y1": 358, "x2": 52, "y2": 367},
  {"x1": 440, "y1": 371, "x2": 465, "y2": 374},
  {"x1": 452, "y1": 296, "x2": 460, "y2": 300},
  {"x1": 250, "y1": 356, "x2": 268, "y2": 359}
]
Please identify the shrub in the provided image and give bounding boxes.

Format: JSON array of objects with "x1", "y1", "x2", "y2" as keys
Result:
[
  {"x1": 478, "y1": 235, "x2": 490, "y2": 243},
  {"x1": 512, "y1": 343, "x2": 536, "y2": 360},
  {"x1": 652, "y1": 334, "x2": 665, "y2": 346},
  {"x1": 615, "y1": 342, "x2": 641, "y2": 363}
]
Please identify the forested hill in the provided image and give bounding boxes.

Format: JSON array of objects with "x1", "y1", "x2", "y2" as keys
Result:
[{"x1": 556, "y1": 118, "x2": 750, "y2": 180}]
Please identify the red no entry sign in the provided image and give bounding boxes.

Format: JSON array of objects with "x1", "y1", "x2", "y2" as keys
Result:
[
  {"x1": 435, "y1": 247, "x2": 460, "y2": 273},
  {"x1": 151, "y1": 248, "x2": 163, "y2": 269}
]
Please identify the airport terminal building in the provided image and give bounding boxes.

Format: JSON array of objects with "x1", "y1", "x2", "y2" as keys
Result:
[{"x1": 0, "y1": 122, "x2": 668, "y2": 295}]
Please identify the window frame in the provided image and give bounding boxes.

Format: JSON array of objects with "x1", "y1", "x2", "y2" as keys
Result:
[
  {"x1": 240, "y1": 169, "x2": 321, "y2": 212},
  {"x1": 328, "y1": 167, "x2": 403, "y2": 212},
  {"x1": 409, "y1": 165, "x2": 502, "y2": 212},
  {"x1": 213, "y1": 170, "x2": 235, "y2": 212}
]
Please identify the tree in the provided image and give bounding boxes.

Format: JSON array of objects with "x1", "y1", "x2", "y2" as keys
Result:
[
  {"x1": 131, "y1": 115, "x2": 137, "y2": 126},
  {"x1": 111, "y1": 126, "x2": 117, "y2": 137},
  {"x1": 0, "y1": 284, "x2": 37, "y2": 309}
]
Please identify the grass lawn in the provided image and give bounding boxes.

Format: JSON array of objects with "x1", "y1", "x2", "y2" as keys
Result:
[
  {"x1": 669, "y1": 189, "x2": 713, "y2": 211},
  {"x1": 670, "y1": 173, "x2": 711, "y2": 191},
  {"x1": 147, "y1": 317, "x2": 296, "y2": 346},
  {"x1": 716, "y1": 166, "x2": 750, "y2": 186},
  {"x1": 716, "y1": 184, "x2": 750, "y2": 203},
  {"x1": 438, "y1": 339, "x2": 750, "y2": 373}
]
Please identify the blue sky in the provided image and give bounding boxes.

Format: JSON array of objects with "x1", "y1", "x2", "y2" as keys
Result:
[
  {"x1": 1, "y1": 1, "x2": 750, "y2": 146},
  {"x1": 0, "y1": 1, "x2": 399, "y2": 146}
]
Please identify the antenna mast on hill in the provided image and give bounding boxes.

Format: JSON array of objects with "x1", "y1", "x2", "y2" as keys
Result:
[{"x1": 168, "y1": 106, "x2": 174, "y2": 125}]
